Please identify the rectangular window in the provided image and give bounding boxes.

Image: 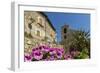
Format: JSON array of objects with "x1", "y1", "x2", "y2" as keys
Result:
[{"x1": 37, "y1": 30, "x2": 40, "y2": 36}]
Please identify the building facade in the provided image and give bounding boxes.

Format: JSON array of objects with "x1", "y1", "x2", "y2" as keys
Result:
[{"x1": 24, "y1": 11, "x2": 56, "y2": 53}]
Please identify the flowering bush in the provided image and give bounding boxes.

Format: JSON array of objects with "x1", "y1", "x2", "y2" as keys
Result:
[
  {"x1": 24, "y1": 45, "x2": 89, "y2": 62},
  {"x1": 24, "y1": 45, "x2": 74, "y2": 62}
]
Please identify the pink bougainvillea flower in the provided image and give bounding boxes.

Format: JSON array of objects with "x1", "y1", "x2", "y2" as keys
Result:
[
  {"x1": 24, "y1": 54, "x2": 32, "y2": 62},
  {"x1": 49, "y1": 48, "x2": 56, "y2": 55},
  {"x1": 49, "y1": 55, "x2": 55, "y2": 61},
  {"x1": 32, "y1": 50, "x2": 43, "y2": 60},
  {"x1": 57, "y1": 48, "x2": 64, "y2": 54},
  {"x1": 64, "y1": 53, "x2": 72, "y2": 60},
  {"x1": 41, "y1": 46, "x2": 50, "y2": 52},
  {"x1": 57, "y1": 52, "x2": 62, "y2": 59},
  {"x1": 56, "y1": 49, "x2": 63, "y2": 59}
]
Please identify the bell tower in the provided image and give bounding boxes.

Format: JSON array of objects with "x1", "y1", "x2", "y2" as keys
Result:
[
  {"x1": 61, "y1": 25, "x2": 69, "y2": 52},
  {"x1": 61, "y1": 25, "x2": 69, "y2": 41}
]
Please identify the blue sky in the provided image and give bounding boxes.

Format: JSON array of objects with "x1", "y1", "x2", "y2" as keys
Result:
[{"x1": 44, "y1": 12, "x2": 90, "y2": 42}]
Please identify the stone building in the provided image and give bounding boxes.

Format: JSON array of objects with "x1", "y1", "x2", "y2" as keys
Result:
[{"x1": 24, "y1": 11, "x2": 56, "y2": 53}]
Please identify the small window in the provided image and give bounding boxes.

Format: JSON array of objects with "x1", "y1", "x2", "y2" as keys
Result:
[
  {"x1": 64, "y1": 28, "x2": 67, "y2": 33},
  {"x1": 64, "y1": 35, "x2": 67, "y2": 39},
  {"x1": 28, "y1": 23, "x2": 32, "y2": 30},
  {"x1": 50, "y1": 33, "x2": 53, "y2": 37}
]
